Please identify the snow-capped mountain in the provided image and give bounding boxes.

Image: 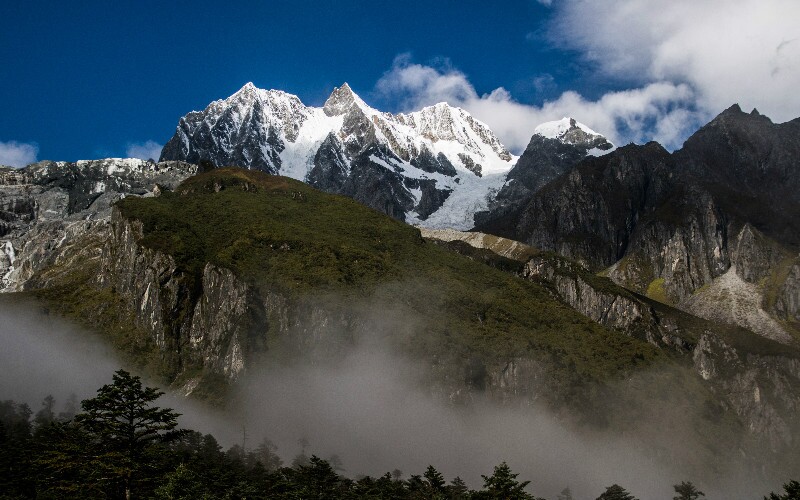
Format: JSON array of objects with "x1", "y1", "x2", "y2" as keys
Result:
[
  {"x1": 161, "y1": 83, "x2": 519, "y2": 229},
  {"x1": 160, "y1": 83, "x2": 617, "y2": 229},
  {"x1": 473, "y1": 117, "x2": 613, "y2": 232},
  {"x1": 533, "y1": 117, "x2": 614, "y2": 154}
]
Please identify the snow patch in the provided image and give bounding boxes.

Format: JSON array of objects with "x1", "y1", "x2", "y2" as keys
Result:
[
  {"x1": 534, "y1": 117, "x2": 601, "y2": 140},
  {"x1": 279, "y1": 109, "x2": 345, "y2": 182}
]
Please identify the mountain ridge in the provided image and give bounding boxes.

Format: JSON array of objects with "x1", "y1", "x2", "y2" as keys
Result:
[
  {"x1": 475, "y1": 105, "x2": 800, "y2": 345},
  {"x1": 160, "y1": 82, "x2": 611, "y2": 229}
]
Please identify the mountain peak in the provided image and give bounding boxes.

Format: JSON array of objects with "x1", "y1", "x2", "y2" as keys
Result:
[
  {"x1": 232, "y1": 81, "x2": 259, "y2": 98},
  {"x1": 534, "y1": 117, "x2": 613, "y2": 151},
  {"x1": 723, "y1": 103, "x2": 743, "y2": 114},
  {"x1": 709, "y1": 103, "x2": 774, "y2": 129},
  {"x1": 323, "y1": 82, "x2": 369, "y2": 117}
]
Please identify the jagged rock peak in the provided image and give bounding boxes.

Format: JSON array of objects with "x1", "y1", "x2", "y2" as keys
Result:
[
  {"x1": 709, "y1": 103, "x2": 774, "y2": 127},
  {"x1": 534, "y1": 117, "x2": 613, "y2": 151},
  {"x1": 222, "y1": 82, "x2": 305, "y2": 109},
  {"x1": 323, "y1": 82, "x2": 371, "y2": 117},
  {"x1": 399, "y1": 102, "x2": 513, "y2": 161},
  {"x1": 239, "y1": 81, "x2": 257, "y2": 93},
  {"x1": 722, "y1": 103, "x2": 743, "y2": 115}
]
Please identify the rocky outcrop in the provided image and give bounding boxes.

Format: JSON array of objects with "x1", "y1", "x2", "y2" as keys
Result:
[
  {"x1": 423, "y1": 227, "x2": 690, "y2": 348},
  {"x1": 693, "y1": 332, "x2": 800, "y2": 452},
  {"x1": 0, "y1": 159, "x2": 196, "y2": 292},
  {"x1": 775, "y1": 262, "x2": 800, "y2": 323},
  {"x1": 474, "y1": 129, "x2": 610, "y2": 233},
  {"x1": 731, "y1": 224, "x2": 788, "y2": 283},
  {"x1": 606, "y1": 187, "x2": 729, "y2": 304},
  {"x1": 522, "y1": 254, "x2": 688, "y2": 348}
]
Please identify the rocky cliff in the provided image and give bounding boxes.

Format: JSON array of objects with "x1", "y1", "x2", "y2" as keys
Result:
[
  {"x1": 422, "y1": 227, "x2": 800, "y2": 462},
  {"x1": 0, "y1": 159, "x2": 196, "y2": 292},
  {"x1": 477, "y1": 106, "x2": 800, "y2": 343}
]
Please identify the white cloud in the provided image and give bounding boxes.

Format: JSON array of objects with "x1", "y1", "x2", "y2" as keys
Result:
[
  {"x1": 548, "y1": 0, "x2": 800, "y2": 122},
  {"x1": 0, "y1": 141, "x2": 39, "y2": 168},
  {"x1": 375, "y1": 57, "x2": 703, "y2": 152},
  {"x1": 126, "y1": 140, "x2": 163, "y2": 161},
  {"x1": 375, "y1": 2, "x2": 798, "y2": 153}
]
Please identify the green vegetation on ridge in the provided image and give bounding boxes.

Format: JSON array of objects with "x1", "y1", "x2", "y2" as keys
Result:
[{"x1": 115, "y1": 168, "x2": 660, "y2": 384}]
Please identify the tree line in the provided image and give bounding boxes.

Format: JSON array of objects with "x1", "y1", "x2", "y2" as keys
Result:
[{"x1": 1, "y1": 369, "x2": 797, "y2": 499}]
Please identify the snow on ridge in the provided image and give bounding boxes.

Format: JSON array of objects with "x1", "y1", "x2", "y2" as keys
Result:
[
  {"x1": 229, "y1": 82, "x2": 514, "y2": 165},
  {"x1": 279, "y1": 108, "x2": 345, "y2": 182},
  {"x1": 534, "y1": 117, "x2": 602, "y2": 140},
  {"x1": 178, "y1": 82, "x2": 525, "y2": 229},
  {"x1": 227, "y1": 82, "x2": 305, "y2": 107}
]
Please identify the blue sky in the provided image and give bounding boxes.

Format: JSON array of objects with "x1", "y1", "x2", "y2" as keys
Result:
[{"x1": 2, "y1": 0, "x2": 798, "y2": 165}]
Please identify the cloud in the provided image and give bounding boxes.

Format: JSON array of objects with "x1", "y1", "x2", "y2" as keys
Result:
[
  {"x1": 547, "y1": 0, "x2": 800, "y2": 122},
  {"x1": 376, "y1": 2, "x2": 798, "y2": 153},
  {"x1": 375, "y1": 56, "x2": 703, "y2": 152},
  {"x1": 0, "y1": 141, "x2": 39, "y2": 168},
  {"x1": 126, "y1": 140, "x2": 163, "y2": 161}
]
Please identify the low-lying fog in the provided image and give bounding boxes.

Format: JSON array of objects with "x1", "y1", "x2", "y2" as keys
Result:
[{"x1": 0, "y1": 298, "x2": 783, "y2": 499}]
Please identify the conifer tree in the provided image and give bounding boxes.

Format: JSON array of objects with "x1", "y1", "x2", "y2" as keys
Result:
[
  {"x1": 253, "y1": 437, "x2": 282, "y2": 471},
  {"x1": 424, "y1": 464, "x2": 447, "y2": 491},
  {"x1": 449, "y1": 476, "x2": 470, "y2": 499},
  {"x1": 596, "y1": 484, "x2": 637, "y2": 500},
  {"x1": 673, "y1": 480, "x2": 705, "y2": 500},
  {"x1": 479, "y1": 461, "x2": 536, "y2": 499},
  {"x1": 75, "y1": 369, "x2": 183, "y2": 500},
  {"x1": 765, "y1": 480, "x2": 800, "y2": 500},
  {"x1": 558, "y1": 487, "x2": 575, "y2": 500}
]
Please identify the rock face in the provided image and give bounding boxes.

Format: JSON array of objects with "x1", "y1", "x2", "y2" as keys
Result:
[
  {"x1": 97, "y1": 212, "x2": 258, "y2": 379},
  {"x1": 161, "y1": 82, "x2": 517, "y2": 228},
  {"x1": 422, "y1": 226, "x2": 800, "y2": 459},
  {"x1": 475, "y1": 118, "x2": 613, "y2": 232},
  {"x1": 423, "y1": 227, "x2": 689, "y2": 347},
  {"x1": 693, "y1": 332, "x2": 800, "y2": 453},
  {"x1": 0, "y1": 159, "x2": 196, "y2": 292},
  {"x1": 522, "y1": 254, "x2": 681, "y2": 347},
  {"x1": 480, "y1": 106, "x2": 800, "y2": 342}
]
